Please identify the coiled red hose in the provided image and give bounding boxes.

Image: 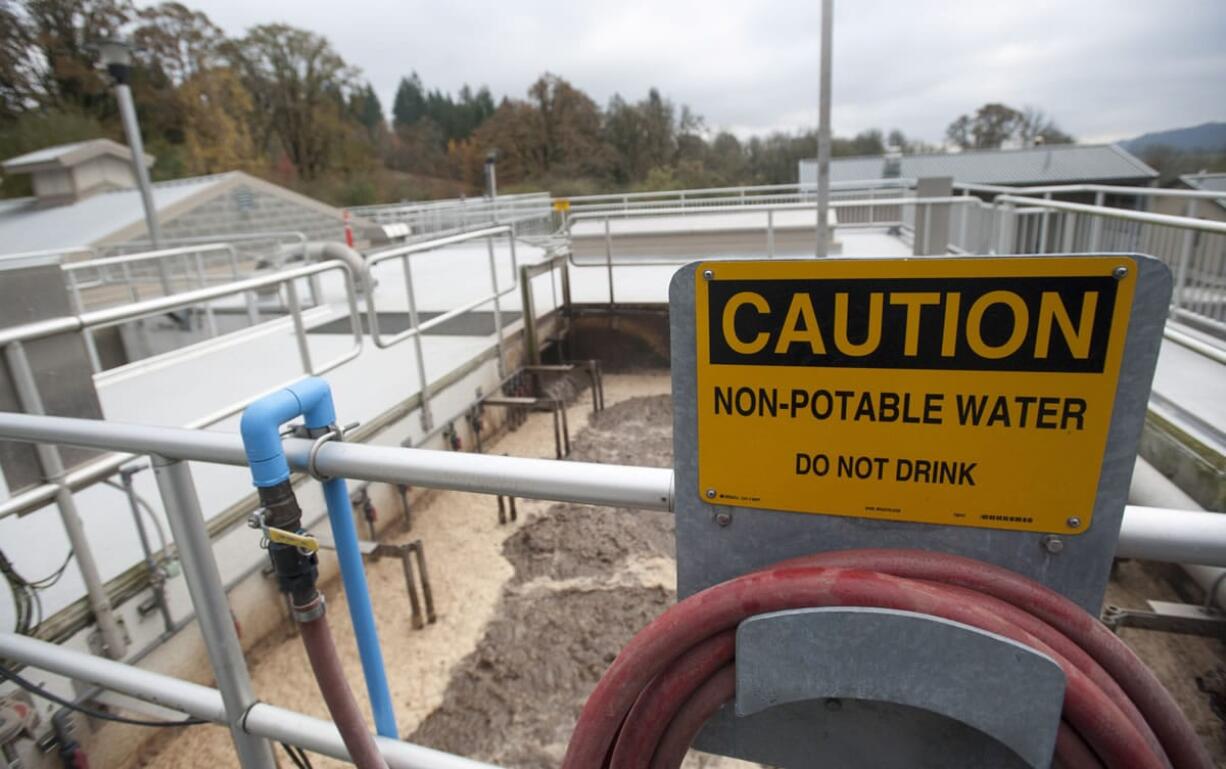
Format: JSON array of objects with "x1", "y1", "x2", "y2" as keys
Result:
[{"x1": 563, "y1": 549, "x2": 1211, "y2": 769}]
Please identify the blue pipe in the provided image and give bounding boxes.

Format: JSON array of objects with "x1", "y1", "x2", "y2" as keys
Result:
[{"x1": 239, "y1": 377, "x2": 399, "y2": 738}]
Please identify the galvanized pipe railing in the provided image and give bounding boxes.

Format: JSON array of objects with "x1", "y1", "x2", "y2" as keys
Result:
[
  {"x1": 0, "y1": 634, "x2": 501, "y2": 769},
  {"x1": 993, "y1": 194, "x2": 1226, "y2": 359},
  {"x1": 0, "y1": 260, "x2": 364, "y2": 652},
  {"x1": 63, "y1": 243, "x2": 250, "y2": 370},
  {"x1": 0, "y1": 411, "x2": 1221, "y2": 567},
  {"x1": 956, "y1": 181, "x2": 1226, "y2": 202},
  {"x1": 365, "y1": 225, "x2": 520, "y2": 429},
  {"x1": 564, "y1": 197, "x2": 982, "y2": 278}
]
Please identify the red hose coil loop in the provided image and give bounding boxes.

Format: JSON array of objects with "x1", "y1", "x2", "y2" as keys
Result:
[{"x1": 562, "y1": 549, "x2": 1210, "y2": 769}]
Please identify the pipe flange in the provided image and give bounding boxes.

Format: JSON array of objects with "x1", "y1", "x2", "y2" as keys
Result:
[{"x1": 291, "y1": 594, "x2": 326, "y2": 624}]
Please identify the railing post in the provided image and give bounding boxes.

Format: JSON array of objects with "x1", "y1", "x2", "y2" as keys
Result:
[
  {"x1": 767, "y1": 210, "x2": 776, "y2": 258},
  {"x1": 520, "y1": 263, "x2": 539, "y2": 366},
  {"x1": 194, "y1": 250, "x2": 219, "y2": 338},
  {"x1": 604, "y1": 217, "x2": 616, "y2": 308},
  {"x1": 1037, "y1": 192, "x2": 1052, "y2": 253},
  {"x1": 283, "y1": 278, "x2": 313, "y2": 375},
  {"x1": 486, "y1": 235, "x2": 506, "y2": 377},
  {"x1": 1062, "y1": 212, "x2": 1078, "y2": 252},
  {"x1": 150, "y1": 456, "x2": 277, "y2": 769},
  {"x1": 1089, "y1": 191, "x2": 1105, "y2": 251},
  {"x1": 922, "y1": 202, "x2": 933, "y2": 255},
  {"x1": 119, "y1": 467, "x2": 173, "y2": 633},
  {"x1": 958, "y1": 196, "x2": 970, "y2": 252},
  {"x1": 402, "y1": 256, "x2": 433, "y2": 431},
  {"x1": 1173, "y1": 198, "x2": 1198, "y2": 315},
  {"x1": 3, "y1": 341, "x2": 127, "y2": 658},
  {"x1": 66, "y1": 270, "x2": 102, "y2": 373}
]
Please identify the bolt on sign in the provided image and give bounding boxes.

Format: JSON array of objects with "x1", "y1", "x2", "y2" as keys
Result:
[{"x1": 695, "y1": 256, "x2": 1137, "y2": 534}]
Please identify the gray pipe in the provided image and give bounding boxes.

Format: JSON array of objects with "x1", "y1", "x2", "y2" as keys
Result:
[
  {"x1": 287, "y1": 242, "x2": 374, "y2": 291},
  {"x1": 0, "y1": 633, "x2": 501, "y2": 769},
  {"x1": 1128, "y1": 457, "x2": 1225, "y2": 610}
]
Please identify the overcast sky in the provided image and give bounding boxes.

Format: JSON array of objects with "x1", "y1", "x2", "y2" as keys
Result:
[{"x1": 158, "y1": 0, "x2": 1226, "y2": 145}]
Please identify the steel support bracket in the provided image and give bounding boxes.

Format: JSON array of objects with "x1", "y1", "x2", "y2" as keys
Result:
[{"x1": 1103, "y1": 601, "x2": 1226, "y2": 638}]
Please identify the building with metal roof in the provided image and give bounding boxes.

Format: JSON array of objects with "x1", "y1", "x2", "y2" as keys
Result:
[
  {"x1": 799, "y1": 143, "x2": 1158, "y2": 187},
  {"x1": 0, "y1": 141, "x2": 363, "y2": 256}
]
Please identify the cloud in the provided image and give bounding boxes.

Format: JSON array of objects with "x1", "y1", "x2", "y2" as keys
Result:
[{"x1": 162, "y1": 0, "x2": 1226, "y2": 144}]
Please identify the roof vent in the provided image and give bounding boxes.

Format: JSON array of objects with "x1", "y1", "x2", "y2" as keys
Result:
[
  {"x1": 1, "y1": 139, "x2": 153, "y2": 207},
  {"x1": 882, "y1": 146, "x2": 903, "y2": 178}
]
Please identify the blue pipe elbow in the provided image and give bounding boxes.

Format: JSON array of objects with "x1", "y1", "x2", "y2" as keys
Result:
[{"x1": 239, "y1": 378, "x2": 339, "y2": 487}]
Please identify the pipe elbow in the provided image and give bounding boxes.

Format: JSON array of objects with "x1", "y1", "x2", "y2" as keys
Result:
[
  {"x1": 285, "y1": 377, "x2": 336, "y2": 430},
  {"x1": 240, "y1": 389, "x2": 302, "y2": 487},
  {"x1": 239, "y1": 377, "x2": 338, "y2": 487}
]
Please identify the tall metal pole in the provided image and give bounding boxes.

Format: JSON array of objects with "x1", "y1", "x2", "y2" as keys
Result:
[
  {"x1": 815, "y1": 0, "x2": 834, "y2": 257},
  {"x1": 150, "y1": 456, "x2": 277, "y2": 769},
  {"x1": 99, "y1": 40, "x2": 169, "y2": 293},
  {"x1": 3, "y1": 341, "x2": 128, "y2": 659},
  {"x1": 114, "y1": 83, "x2": 163, "y2": 251},
  {"x1": 485, "y1": 151, "x2": 499, "y2": 224}
]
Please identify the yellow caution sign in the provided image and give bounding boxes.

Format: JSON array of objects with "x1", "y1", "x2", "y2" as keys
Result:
[
  {"x1": 553, "y1": 198, "x2": 571, "y2": 212},
  {"x1": 694, "y1": 257, "x2": 1135, "y2": 534}
]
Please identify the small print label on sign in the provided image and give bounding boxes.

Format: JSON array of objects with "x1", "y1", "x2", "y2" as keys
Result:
[{"x1": 694, "y1": 257, "x2": 1135, "y2": 534}]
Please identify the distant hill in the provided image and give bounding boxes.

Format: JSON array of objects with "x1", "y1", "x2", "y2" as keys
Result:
[{"x1": 1121, "y1": 122, "x2": 1226, "y2": 154}]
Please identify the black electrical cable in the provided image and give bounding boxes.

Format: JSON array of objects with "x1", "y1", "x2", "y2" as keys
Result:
[
  {"x1": 23, "y1": 550, "x2": 75, "y2": 589},
  {"x1": 2, "y1": 546, "x2": 74, "y2": 636},
  {"x1": 0, "y1": 662, "x2": 207, "y2": 728},
  {"x1": 281, "y1": 742, "x2": 314, "y2": 769},
  {"x1": 281, "y1": 742, "x2": 306, "y2": 769}
]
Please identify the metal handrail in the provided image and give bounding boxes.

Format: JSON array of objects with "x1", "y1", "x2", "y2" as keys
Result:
[
  {"x1": 994, "y1": 195, "x2": 1226, "y2": 233},
  {"x1": 106, "y1": 231, "x2": 309, "y2": 251},
  {"x1": 958, "y1": 182, "x2": 1226, "y2": 202},
  {"x1": 0, "y1": 411, "x2": 1222, "y2": 565},
  {"x1": 0, "y1": 246, "x2": 97, "y2": 263},
  {"x1": 364, "y1": 225, "x2": 520, "y2": 429},
  {"x1": 0, "y1": 261, "x2": 359, "y2": 348},
  {"x1": 0, "y1": 260, "x2": 363, "y2": 523},
  {"x1": 559, "y1": 178, "x2": 915, "y2": 205},
  {"x1": 63, "y1": 243, "x2": 239, "y2": 273},
  {"x1": 565, "y1": 195, "x2": 971, "y2": 226}
]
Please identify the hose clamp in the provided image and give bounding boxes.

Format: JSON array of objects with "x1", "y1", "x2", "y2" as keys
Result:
[
  {"x1": 291, "y1": 594, "x2": 326, "y2": 624},
  {"x1": 306, "y1": 428, "x2": 338, "y2": 482}
]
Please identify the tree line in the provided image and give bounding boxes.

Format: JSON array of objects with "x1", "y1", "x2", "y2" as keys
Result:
[{"x1": 2, "y1": 0, "x2": 1081, "y2": 206}]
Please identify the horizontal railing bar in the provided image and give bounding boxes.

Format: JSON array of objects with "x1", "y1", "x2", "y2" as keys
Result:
[
  {"x1": 958, "y1": 181, "x2": 1226, "y2": 201},
  {"x1": 0, "y1": 413, "x2": 1222, "y2": 566},
  {"x1": 367, "y1": 225, "x2": 511, "y2": 263},
  {"x1": 62, "y1": 243, "x2": 237, "y2": 272},
  {"x1": 1164, "y1": 326, "x2": 1226, "y2": 365},
  {"x1": 566, "y1": 196, "x2": 974, "y2": 225},
  {"x1": 0, "y1": 634, "x2": 503, "y2": 769},
  {"x1": 0, "y1": 261, "x2": 350, "y2": 347},
  {"x1": 560, "y1": 178, "x2": 915, "y2": 204},
  {"x1": 994, "y1": 195, "x2": 1226, "y2": 235},
  {"x1": 0, "y1": 413, "x2": 675, "y2": 513}
]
